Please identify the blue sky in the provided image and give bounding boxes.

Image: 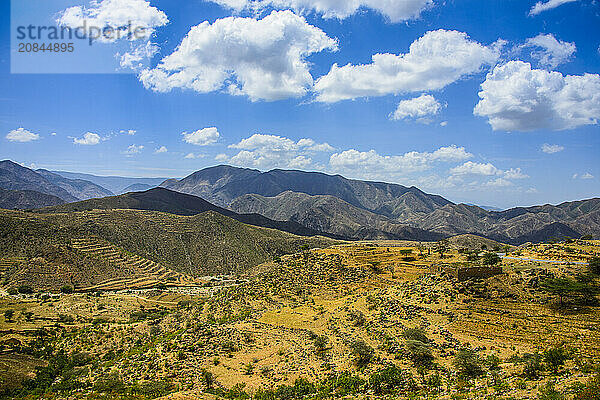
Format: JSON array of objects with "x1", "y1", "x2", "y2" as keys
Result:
[{"x1": 1, "y1": 0, "x2": 599, "y2": 209}]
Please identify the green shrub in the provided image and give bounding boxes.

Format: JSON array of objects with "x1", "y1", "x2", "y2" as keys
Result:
[
  {"x1": 403, "y1": 328, "x2": 429, "y2": 343},
  {"x1": 60, "y1": 285, "x2": 74, "y2": 294},
  {"x1": 350, "y1": 340, "x2": 374, "y2": 369},
  {"x1": 453, "y1": 349, "x2": 483, "y2": 378},
  {"x1": 17, "y1": 285, "x2": 34, "y2": 294},
  {"x1": 543, "y1": 347, "x2": 569, "y2": 374},
  {"x1": 405, "y1": 340, "x2": 434, "y2": 368}
]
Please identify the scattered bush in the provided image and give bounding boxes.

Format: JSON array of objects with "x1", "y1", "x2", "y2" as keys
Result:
[
  {"x1": 17, "y1": 285, "x2": 34, "y2": 294},
  {"x1": 482, "y1": 252, "x2": 501, "y2": 266},
  {"x1": 544, "y1": 347, "x2": 569, "y2": 374},
  {"x1": 349, "y1": 340, "x2": 374, "y2": 369},
  {"x1": 60, "y1": 285, "x2": 74, "y2": 294},
  {"x1": 4, "y1": 309, "x2": 15, "y2": 322},
  {"x1": 453, "y1": 349, "x2": 483, "y2": 378}
]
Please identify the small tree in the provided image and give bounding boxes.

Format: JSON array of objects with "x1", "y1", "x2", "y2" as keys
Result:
[
  {"x1": 350, "y1": 340, "x2": 374, "y2": 369},
  {"x1": 540, "y1": 278, "x2": 589, "y2": 306},
  {"x1": 4, "y1": 309, "x2": 15, "y2": 322},
  {"x1": 453, "y1": 349, "x2": 483, "y2": 378},
  {"x1": 543, "y1": 347, "x2": 569, "y2": 374},
  {"x1": 60, "y1": 285, "x2": 74, "y2": 294},
  {"x1": 482, "y1": 252, "x2": 501, "y2": 266}
]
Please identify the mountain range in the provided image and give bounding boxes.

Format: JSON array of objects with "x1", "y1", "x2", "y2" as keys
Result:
[{"x1": 1, "y1": 160, "x2": 598, "y2": 244}]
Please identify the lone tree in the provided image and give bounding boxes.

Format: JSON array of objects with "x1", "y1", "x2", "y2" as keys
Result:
[
  {"x1": 540, "y1": 277, "x2": 595, "y2": 306},
  {"x1": 453, "y1": 349, "x2": 483, "y2": 378},
  {"x1": 482, "y1": 252, "x2": 502, "y2": 266},
  {"x1": 4, "y1": 309, "x2": 15, "y2": 322}
]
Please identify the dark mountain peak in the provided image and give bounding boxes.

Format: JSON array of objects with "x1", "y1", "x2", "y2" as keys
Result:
[{"x1": 39, "y1": 187, "x2": 331, "y2": 239}]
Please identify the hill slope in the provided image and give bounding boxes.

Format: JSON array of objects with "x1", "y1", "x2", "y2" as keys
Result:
[
  {"x1": 0, "y1": 160, "x2": 78, "y2": 202},
  {"x1": 39, "y1": 187, "x2": 335, "y2": 238},
  {"x1": 0, "y1": 188, "x2": 65, "y2": 210},
  {"x1": 52, "y1": 170, "x2": 170, "y2": 194},
  {"x1": 36, "y1": 169, "x2": 113, "y2": 200},
  {"x1": 161, "y1": 165, "x2": 452, "y2": 219},
  {"x1": 230, "y1": 191, "x2": 445, "y2": 241},
  {"x1": 0, "y1": 208, "x2": 338, "y2": 289}
]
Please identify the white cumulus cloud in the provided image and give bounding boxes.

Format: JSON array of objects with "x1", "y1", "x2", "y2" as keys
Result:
[
  {"x1": 73, "y1": 132, "x2": 101, "y2": 145},
  {"x1": 330, "y1": 145, "x2": 472, "y2": 177},
  {"x1": 6, "y1": 128, "x2": 40, "y2": 143},
  {"x1": 123, "y1": 144, "x2": 144, "y2": 155},
  {"x1": 208, "y1": 0, "x2": 434, "y2": 22},
  {"x1": 314, "y1": 30, "x2": 500, "y2": 103},
  {"x1": 154, "y1": 146, "x2": 168, "y2": 154},
  {"x1": 541, "y1": 143, "x2": 564, "y2": 153},
  {"x1": 58, "y1": 0, "x2": 168, "y2": 42},
  {"x1": 182, "y1": 127, "x2": 220, "y2": 146},
  {"x1": 228, "y1": 133, "x2": 334, "y2": 169},
  {"x1": 140, "y1": 11, "x2": 337, "y2": 102},
  {"x1": 474, "y1": 61, "x2": 600, "y2": 131},
  {"x1": 529, "y1": 0, "x2": 578, "y2": 16},
  {"x1": 391, "y1": 94, "x2": 444, "y2": 122},
  {"x1": 523, "y1": 34, "x2": 576, "y2": 68},
  {"x1": 450, "y1": 161, "x2": 528, "y2": 180}
]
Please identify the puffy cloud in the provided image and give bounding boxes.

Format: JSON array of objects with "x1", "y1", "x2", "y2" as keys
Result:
[
  {"x1": 541, "y1": 143, "x2": 564, "y2": 153},
  {"x1": 450, "y1": 161, "x2": 528, "y2": 180},
  {"x1": 329, "y1": 145, "x2": 472, "y2": 176},
  {"x1": 523, "y1": 34, "x2": 576, "y2": 68},
  {"x1": 6, "y1": 128, "x2": 40, "y2": 143},
  {"x1": 474, "y1": 61, "x2": 600, "y2": 131},
  {"x1": 73, "y1": 132, "x2": 101, "y2": 145},
  {"x1": 209, "y1": 0, "x2": 434, "y2": 22},
  {"x1": 215, "y1": 154, "x2": 229, "y2": 162},
  {"x1": 573, "y1": 173, "x2": 594, "y2": 180},
  {"x1": 391, "y1": 94, "x2": 444, "y2": 122},
  {"x1": 118, "y1": 42, "x2": 159, "y2": 70},
  {"x1": 228, "y1": 133, "x2": 333, "y2": 169},
  {"x1": 140, "y1": 11, "x2": 337, "y2": 101},
  {"x1": 450, "y1": 161, "x2": 499, "y2": 176},
  {"x1": 120, "y1": 129, "x2": 137, "y2": 135},
  {"x1": 184, "y1": 153, "x2": 204, "y2": 159},
  {"x1": 484, "y1": 178, "x2": 513, "y2": 187},
  {"x1": 529, "y1": 0, "x2": 577, "y2": 16},
  {"x1": 314, "y1": 30, "x2": 500, "y2": 103},
  {"x1": 154, "y1": 146, "x2": 168, "y2": 154},
  {"x1": 182, "y1": 127, "x2": 220, "y2": 146},
  {"x1": 57, "y1": 0, "x2": 168, "y2": 42},
  {"x1": 123, "y1": 144, "x2": 144, "y2": 155}
]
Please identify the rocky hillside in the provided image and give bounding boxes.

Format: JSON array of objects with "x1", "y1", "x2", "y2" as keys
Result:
[
  {"x1": 230, "y1": 191, "x2": 445, "y2": 241},
  {"x1": 39, "y1": 188, "x2": 334, "y2": 238},
  {"x1": 161, "y1": 165, "x2": 451, "y2": 219},
  {"x1": 0, "y1": 188, "x2": 65, "y2": 210}
]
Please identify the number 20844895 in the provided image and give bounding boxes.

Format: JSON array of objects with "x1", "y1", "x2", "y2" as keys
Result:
[{"x1": 18, "y1": 43, "x2": 74, "y2": 52}]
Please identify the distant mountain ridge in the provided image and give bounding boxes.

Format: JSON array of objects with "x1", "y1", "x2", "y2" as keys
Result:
[
  {"x1": 161, "y1": 165, "x2": 451, "y2": 220},
  {"x1": 163, "y1": 165, "x2": 599, "y2": 244},
  {"x1": 36, "y1": 169, "x2": 114, "y2": 200},
  {"x1": 0, "y1": 160, "x2": 79, "y2": 203},
  {"x1": 39, "y1": 187, "x2": 337, "y2": 239},
  {"x1": 0, "y1": 188, "x2": 65, "y2": 210},
  {"x1": 52, "y1": 171, "x2": 168, "y2": 194}
]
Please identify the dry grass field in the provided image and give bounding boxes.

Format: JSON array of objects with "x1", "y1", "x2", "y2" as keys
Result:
[{"x1": 1, "y1": 237, "x2": 599, "y2": 399}]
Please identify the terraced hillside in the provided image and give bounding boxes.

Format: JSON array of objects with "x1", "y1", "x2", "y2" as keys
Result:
[
  {"x1": 70, "y1": 238, "x2": 199, "y2": 291},
  {"x1": 0, "y1": 208, "x2": 337, "y2": 290}
]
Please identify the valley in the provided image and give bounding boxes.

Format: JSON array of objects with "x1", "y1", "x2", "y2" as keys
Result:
[{"x1": 1, "y1": 232, "x2": 599, "y2": 399}]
